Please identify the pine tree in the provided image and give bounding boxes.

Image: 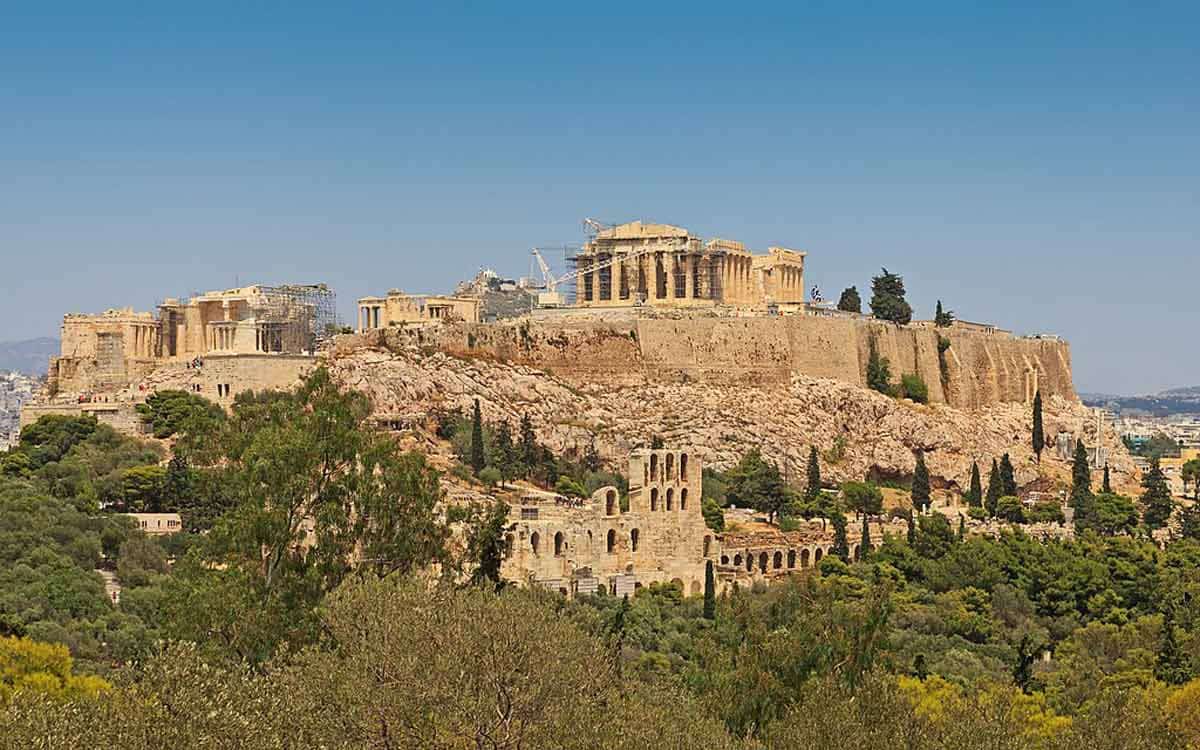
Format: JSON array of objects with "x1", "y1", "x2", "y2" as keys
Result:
[
  {"x1": 859, "y1": 514, "x2": 873, "y2": 558},
  {"x1": 470, "y1": 399, "x2": 486, "y2": 474},
  {"x1": 869, "y1": 268, "x2": 913, "y2": 324},
  {"x1": 837, "y1": 286, "x2": 862, "y2": 313},
  {"x1": 494, "y1": 419, "x2": 516, "y2": 485},
  {"x1": 911, "y1": 451, "x2": 931, "y2": 513},
  {"x1": 986, "y1": 459, "x2": 1002, "y2": 516},
  {"x1": 967, "y1": 461, "x2": 983, "y2": 507},
  {"x1": 519, "y1": 413, "x2": 538, "y2": 478},
  {"x1": 805, "y1": 446, "x2": 822, "y2": 503},
  {"x1": 831, "y1": 511, "x2": 850, "y2": 562},
  {"x1": 1141, "y1": 457, "x2": 1175, "y2": 530},
  {"x1": 1102, "y1": 463, "x2": 1112, "y2": 494},
  {"x1": 703, "y1": 560, "x2": 716, "y2": 620},
  {"x1": 1000, "y1": 453, "x2": 1017, "y2": 497},
  {"x1": 1032, "y1": 391, "x2": 1045, "y2": 463}
]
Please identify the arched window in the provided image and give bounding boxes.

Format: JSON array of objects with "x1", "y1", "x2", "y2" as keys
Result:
[
  {"x1": 773, "y1": 551, "x2": 783, "y2": 569},
  {"x1": 607, "y1": 529, "x2": 616, "y2": 554},
  {"x1": 703, "y1": 535, "x2": 712, "y2": 557},
  {"x1": 666, "y1": 488, "x2": 674, "y2": 511},
  {"x1": 680, "y1": 453, "x2": 689, "y2": 480},
  {"x1": 680, "y1": 487, "x2": 688, "y2": 510},
  {"x1": 649, "y1": 454, "x2": 659, "y2": 481},
  {"x1": 554, "y1": 532, "x2": 565, "y2": 557},
  {"x1": 605, "y1": 489, "x2": 617, "y2": 516},
  {"x1": 530, "y1": 532, "x2": 540, "y2": 556},
  {"x1": 630, "y1": 528, "x2": 640, "y2": 552},
  {"x1": 759, "y1": 552, "x2": 768, "y2": 573},
  {"x1": 787, "y1": 549, "x2": 796, "y2": 568},
  {"x1": 665, "y1": 453, "x2": 675, "y2": 481},
  {"x1": 650, "y1": 487, "x2": 659, "y2": 511}
]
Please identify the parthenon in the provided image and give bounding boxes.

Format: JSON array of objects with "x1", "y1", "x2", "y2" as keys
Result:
[{"x1": 571, "y1": 221, "x2": 806, "y2": 308}]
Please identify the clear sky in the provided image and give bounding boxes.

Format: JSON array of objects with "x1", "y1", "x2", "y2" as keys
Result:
[{"x1": 2, "y1": 2, "x2": 1196, "y2": 394}]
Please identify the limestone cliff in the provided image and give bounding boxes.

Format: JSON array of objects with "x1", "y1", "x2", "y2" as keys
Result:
[
  {"x1": 326, "y1": 328, "x2": 1131, "y2": 495},
  {"x1": 397, "y1": 314, "x2": 1075, "y2": 411}
]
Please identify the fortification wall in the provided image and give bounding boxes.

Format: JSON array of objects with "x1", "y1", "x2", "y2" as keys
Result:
[{"x1": 399, "y1": 313, "x2": 1074, "y2": 409}]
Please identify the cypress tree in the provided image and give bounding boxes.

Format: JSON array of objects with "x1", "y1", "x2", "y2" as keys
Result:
[
  {"x1": 967, "y1": 461, "x2": 983, "y2": 507},
  {"x1": 1141, "y1": 457, "x2": 1175, "y2": 530},
  {"x1": 831, "y1": 511, "x2": 850, "y2": 562},
  {"x1": 703, "y1": 560, "x2": 716, "y2": 620},
  {"x1": 985, "y1": 459, "x2": 1002, "y2": 516},
  {"x1": 999, "y1": 453, "x2": 1017, "y2": 497},
  {"x1": 860, "y1": 514, "x2": 873, "y2": 558},
  {"x1": 1102, "y1": 463, "x2": 1112, "y2": 494},
  {"x1": 470, "y1": 398, "x2": 485, "y2": 474},
  {"x1": 519, "y1": 412, "x2": 538, "y2": 478},
  {"x1": 805, "y1": 446, "x2": 822, "y2": 503},
  {"x1": 1032, "y1": 391, "x2": 1045, "y2": 463},
  {"x1": 911, "y1": 451, "x2": 931, "y2": 513}
]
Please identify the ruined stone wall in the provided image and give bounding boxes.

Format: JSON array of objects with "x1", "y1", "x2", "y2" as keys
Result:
[{"x1": 417, "y1": 314, "x2": 1075, "y2": 409}]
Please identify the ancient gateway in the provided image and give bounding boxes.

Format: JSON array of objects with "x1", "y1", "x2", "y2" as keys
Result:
[
  {"x1": 501, "y1": 446, "x2": 882, "y2": 596},
  {"x1": 571, "y1": 221, "x2": 806, "y2": 309}
]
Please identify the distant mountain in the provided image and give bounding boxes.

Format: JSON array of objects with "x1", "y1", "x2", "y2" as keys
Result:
[
  {"x1": 0, "y1": 337, "x2": 58, "y2": 376},
  {"x1": 1083, "y1": 386, "x2": 1200, "y2": 417}
]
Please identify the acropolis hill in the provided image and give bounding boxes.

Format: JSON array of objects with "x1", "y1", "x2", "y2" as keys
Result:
[{"x1": 21, "y1": 219, "x2": 1120, "y2": 496}]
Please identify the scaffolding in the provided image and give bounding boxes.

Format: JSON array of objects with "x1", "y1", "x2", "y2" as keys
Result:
[{"x1": 254, "y1": 283, "x2": 339, "y2": 349}]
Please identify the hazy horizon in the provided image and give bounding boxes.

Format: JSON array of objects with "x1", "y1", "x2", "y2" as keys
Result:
[{"x1": 3, "y1": 3, "x2": 1196, "y2": 394}]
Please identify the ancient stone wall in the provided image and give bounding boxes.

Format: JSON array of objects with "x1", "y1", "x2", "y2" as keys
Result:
[{"x1": 417, "y1": 313, "x2": 1075, "y2": 409}]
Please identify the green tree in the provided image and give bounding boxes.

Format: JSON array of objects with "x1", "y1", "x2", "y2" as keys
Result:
[
  {"x1": 841, "y1": 481, "x2": 883, "y2": 517},
  {"x1": 866, "y1": 338, "x2": 893, "y2": 395},
  {"x1": 1032, "y1": 391, "x2": 1045, "y2": 463},
  {"x1": 966, "y1": 461, "x2": 982, "y2": 507},
  {"x1": 860, "y1": 514, "x2": 873, "y2": 558},
  {"x1": 869, "y1": 268, "x2": 913, "y2": 324},
  {"x1": 805, "y1": 446, "x2": 822, "y2": 503},
  {"x1": 999, "y1": 453, "x2": 1017, "y2": 497},
  {"x1": 703, "y1": 560, "x2": 716, "y2": 620},
  {"x1": 470, "y1": 399, "x2": 485, "y2": 474},
  {"x1": 1141, "y1": 457, "x2": 1174, "y2": 530},
  {"x1": 911, "y1": 452, "x2": 931, "y2": 513},
  {"x1": 985, "y1": 459, "x2": 1002, "y2": 516},
  {"x1": 831, "y1": 511, "x2": 850, "y2": 562},
  {"x1": 726, "y1": 449, "x2": 788, "y2": 524},
  {"x1": 519, "y1": 413, "x2": 538, "y2": 478},
  {"x1": 837, "y1": 286, "x2": 862, "y2": 313},
  {"x1": 934, "y1": 300, "x2": 955, "y2": 327}
]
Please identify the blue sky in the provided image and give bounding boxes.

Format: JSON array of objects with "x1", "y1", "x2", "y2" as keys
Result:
[{"x1": 2, "y1": 2, "x2": 1195, "y2": 393}]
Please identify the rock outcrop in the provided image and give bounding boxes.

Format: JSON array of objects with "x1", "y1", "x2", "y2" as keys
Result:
[{"x1": 326, "y1": 329, "x2": 1132, "y2": 494}]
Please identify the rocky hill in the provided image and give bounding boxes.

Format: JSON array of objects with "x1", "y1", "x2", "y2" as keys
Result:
[{"x1": 326, "y1": 328, "x2": 1134, "y2": 495}]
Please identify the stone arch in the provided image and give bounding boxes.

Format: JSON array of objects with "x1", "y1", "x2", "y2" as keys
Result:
[
  {"x1": 774, "y1": 550, "x2": 783, "y2": 569},
  {"x1": 801, "y1": 548, "x2": 811, "y2": 568},
  {"x1": 630, "y1": 528, "x2": 640, "y2": 552},
  {"x1": 530, "y1": 532, "x2": 540, "y2": 556},
  {"x1": 680, "y1": 452, "x2": 688, "y2": 479},
  {"x1": 680, "y1": 487, "x2": 688, "y2": 510},
  {"x1": 666, "y1": 487, "x2": 674, "y2": 511},
  {"x1": 732, "y1": 553, "x2": 742, "y2": 567},
  {"x1": 759, "y1": 551, "x2": 768, "y2": 573},
  {"x1": 814, "y1": 547, "x2": 823, "y2": 563},
  {"x1": 605, "y1": 489, "x2": 617, "y2": 516},
  {"x1": 607, "y1": 529, "x2": 616, "y2": 554},
  {"x1": 666, "y1": 452, "x2": 675, "y2": 481},
  {"x1": 703, "y1": 535, "x2": 712, "y2": 557},
  {"x1": 554, "y1": 531, "x2": 565, "y2": 557},
  {"x1": 650, "y1": 487, "x2": 659, "y2": 511},
  {"x1": 649, "y1": 453, "x2": 659, "y2": 481}
]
